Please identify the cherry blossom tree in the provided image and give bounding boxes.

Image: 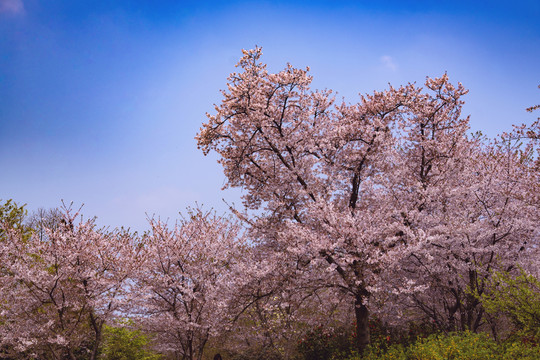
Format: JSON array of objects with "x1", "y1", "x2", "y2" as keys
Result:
[
  {"x1": 0, "y1": 207, "x2": 138, "y2": 360},
  {"x1": 383, "y1": 101, "x2": 539, "y2": 334},
  {"x1": 134, "y1": 209, "x2": 245, "y2": 360},
  {"x1": 197, "y1": 47, "x2": 539, "y2": 353},
  {"x1": 197, "y1": 47, "x2": 430, "y2": 352}
]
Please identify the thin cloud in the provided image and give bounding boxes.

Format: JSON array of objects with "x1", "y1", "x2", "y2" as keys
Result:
[
  {"x1": 380, "y1": 55, "x2": 397, "y2": 71},
  {"x1": 0, "y1": 0, "x2": 24, "y2": 15}
]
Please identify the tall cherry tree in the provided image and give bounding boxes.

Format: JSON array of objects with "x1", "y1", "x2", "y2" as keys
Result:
[
  {"x1": 197, "y1": 47, "x2": 410, "y2": 352},
  {"x1": 197, "y1": 48, "x2": 538, "y2": 352}
]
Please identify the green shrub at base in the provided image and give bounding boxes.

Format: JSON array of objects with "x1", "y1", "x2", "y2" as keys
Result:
[
  {"x1": 100, "y1": 323, "x2": 161, "y2": 360},
  {"x1": 407, "y1": 332, "x2": 497, "y2": 360},
  {"x1": 361, "y1": 343, "x2": 408, "y2": 360},
  {"x1": 479, "y1": 267, "x2": 540, "y2": 340},
  {"x1": 500, "y1": 340, "x2": 540, "y2": 360},
  {"x1": 345, "y1": 331, "x2": 540, "y2": 360}
]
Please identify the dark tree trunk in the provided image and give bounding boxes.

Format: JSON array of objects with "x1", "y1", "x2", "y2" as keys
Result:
[
  {"x1": 90, "y1": 326, "x2": 102, "y2": 360},
  {"x1": 88, "y1": 312, "x2": 104, "y2": 360},
  {"x1": 354, "y1": 294, "x2": 370, "y2": 354}
]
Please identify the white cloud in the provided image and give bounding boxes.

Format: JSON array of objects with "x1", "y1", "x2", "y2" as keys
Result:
[
  {"x1": 0, "y1": 0, "x2": 24, "y2": 15},
  {"x1": 380, "y1": 55, "x2": 397, "y2": 71}
]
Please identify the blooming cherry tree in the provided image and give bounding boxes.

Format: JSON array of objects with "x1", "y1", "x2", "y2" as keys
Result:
[
  {"x1": 197, "y1": 48, "x2": 539, "y2": 352},
  {"x1": 0, "y1": 207, "x2": 137, "y2": 360},
  {"x1": 134, "y1": 209, "x2": 245, "y2": 360},
  {"x1": 384, "y1": 83, "x2": 539, "y2": 332}
]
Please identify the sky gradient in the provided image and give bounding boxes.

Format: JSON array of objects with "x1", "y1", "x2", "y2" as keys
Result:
[{"x1": 1, "y1": 0, "x2": 539, "y2": 232}]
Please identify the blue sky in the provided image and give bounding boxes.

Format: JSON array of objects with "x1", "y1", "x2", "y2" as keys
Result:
[{"x1": 1, "y1": 0, "x2": 539, "y2": 232}]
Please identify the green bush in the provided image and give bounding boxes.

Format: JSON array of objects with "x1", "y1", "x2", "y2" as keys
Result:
[
  {"x1": 408, "y1": 331, "x2": 498, "y2": 360},
  {"x1": 360, "y1": 343, "x2": 408, "y2": 360},
  {"x1": 100, "y1": 323, "x2": 161, "y2": 360},
  {"x1": 500, "y1": 340, "x2": 540, "y2": 360},
  {"x1": 479, "y1": 267, "x2": 540, "y2": 339},
  {"x1": 344, "y1": 331, "x2": 540, "y2": 360}
]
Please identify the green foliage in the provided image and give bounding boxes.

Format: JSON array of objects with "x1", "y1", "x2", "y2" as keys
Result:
[
  {"x1": 361, "y1": 343, "x2": 408, "y2": 360},
  {"x1": 499, "y1": 339, "x2": 540, "y2": 360},
  {"x1": 100, "y1": 323, "x2": 161, "y2": 360},
  {"x1": 0, "y1": 199, "x2": 31, "y2": 241},
  {"x1": 479, "y1": 267, "x2": 540, "y2": 338},
  {"x1": 407, "y1": 332, "x2": 498, "y2": 360},
  {"x1": 345, "y1": 331, "x2": 540, "y2": 360}
]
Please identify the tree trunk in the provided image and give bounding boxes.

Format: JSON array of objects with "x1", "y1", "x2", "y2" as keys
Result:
[
  {"x1": 90, "y1": 326, "x2": 102, "y2": 360},
  {"x1": 354, "y1": 294, "x2": 370, "y2": 354},
  {"x1": 88, "y1": 312, "x2": 103, "y2": 360}
]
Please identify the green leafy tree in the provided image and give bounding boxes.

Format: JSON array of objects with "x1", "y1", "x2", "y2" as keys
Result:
[
  {"x1": 479, "y1": 268, "x2": 540, "y2": 339},
  {"x1": 100, "y1": 323, "x2": 161, "y2": 360},
  {"x1": 0, "y1": 199, "x2": 31, "y2": 241}
]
